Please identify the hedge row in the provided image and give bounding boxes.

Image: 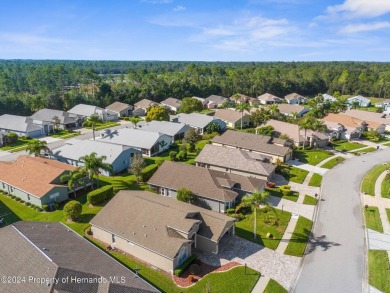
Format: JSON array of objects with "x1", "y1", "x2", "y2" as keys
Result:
[
  {"x1": 141, "y1": 164, "x2": 159, "y2": 181},
  {"x1": 87, "y1": 185, "x2": 114, "y2": 205}
]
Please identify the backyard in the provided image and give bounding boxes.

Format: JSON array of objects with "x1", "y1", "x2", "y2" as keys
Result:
[
  {"x1": 284, "y1": 216, "x2": 313, "y2": 257},
  {"x1": 329, "y1": 140, "x2": 366, "y2": 152},
  {"x1": 235, "y1": 207, "x2": 292, "y2": 250},
  {"x1": 364, "y1": 206, "x2": 383, "y2": 233},
  {"x1": 293, "y1": 149, "x2": 333, "y2": 166},
  {"x1": 320, "y1": 156, "x2": 345, "y2": 169},
  {"x1": 368, "y1": 250, "x2": 390, "y2": 293}
]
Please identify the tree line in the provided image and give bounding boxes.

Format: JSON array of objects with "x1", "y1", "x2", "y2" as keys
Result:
[{"x1": 0, "y1": 60, "x2": 389, "y2": 116}]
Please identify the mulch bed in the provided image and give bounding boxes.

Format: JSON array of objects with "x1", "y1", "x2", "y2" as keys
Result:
[{"x1": 173, "y1": 260, "x2": 241, "y2": 288}]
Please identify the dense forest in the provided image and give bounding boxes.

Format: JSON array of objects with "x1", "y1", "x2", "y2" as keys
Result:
[{"x1": 0, "y1": 60, "x2": 389, "y2": 116}]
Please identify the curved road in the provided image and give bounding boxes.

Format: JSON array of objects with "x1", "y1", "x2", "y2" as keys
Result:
[{"x1": 294, "y1": 148, "x2": 390, "y2": 293}]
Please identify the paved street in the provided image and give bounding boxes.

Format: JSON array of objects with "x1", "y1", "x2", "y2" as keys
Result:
[{"x1": 294, "y1": 148, "x2": 390, "y2": 293}]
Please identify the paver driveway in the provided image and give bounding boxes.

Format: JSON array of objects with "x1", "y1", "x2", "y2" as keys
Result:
[{"x1": 196, "y1": 235, "x2": 301, "y2": 289}]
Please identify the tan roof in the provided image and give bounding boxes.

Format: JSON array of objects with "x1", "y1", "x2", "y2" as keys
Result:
[
  {"x1": 105, "y1": 101, "x2": 132, "y2": 112},
  {"x1": 161, "y1": 97, "x2": 181, "y2": 108},
  {"x1": 264, "y1": 119, "x2": 303, "y2": 142},
  {"x1": 257, "y1": 93, "x2": 281, "y2": 102},
  {"x1": 195, "y1": 144, "x2": 275, "y2": 177},
  {"x1": 322, "y1": 113, "x2": 382, "y2": 129},
  {"x1": 229, "y1": 94, "x2": 253, "y2": 102},
  {"x1": 344, "y1": 109, "x2": 390, "y2": 125},
  {"x1": 212, "y1": 130, "x2": 290, "y2": 157},
  {"x1": 0, "y1": 156, "x2": 75, "y2": 197},
  {"x1": 134, "y1": 99, "x2": 159, "y2": 109},
  {"x1": 148, "y1": 161, "x2": 266, "y2": 202},
  {"x1": 285, "y1": 93, "x2": 306, "y2": 100},
  {"x1": 214, "y1": 108, "x2": 250, "y2": 123},
  {"x1": 277, "y1": 104, "x2": 307, "y2": 115},
  {"x1": 90, "y1": 190, "x2": 235, "y2": 259}
]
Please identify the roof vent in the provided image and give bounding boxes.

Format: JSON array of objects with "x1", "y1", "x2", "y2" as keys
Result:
[
  {"x1": 143, "y1": 225, "x2": 146, "y2": 227},
  {"x1": 133, "y1": 232, "x2": 136, "y2": 235},
  {"x1": 144, "y1": 234, "x2": 147, "y2": 237},
  {"x1": 43, "y1": 247, "x2": 47, "y2": 251},
  {"x1": 154, "y1": 228, "x2": 157, "y2": 231},
  {"x1": 46, "y1": 225, "x2": 50, "y2": 228}
]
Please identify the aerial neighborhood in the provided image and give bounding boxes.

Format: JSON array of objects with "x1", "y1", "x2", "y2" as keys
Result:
[{"x1": 1, "y1": 66, "x2": 390, "y2": 293}]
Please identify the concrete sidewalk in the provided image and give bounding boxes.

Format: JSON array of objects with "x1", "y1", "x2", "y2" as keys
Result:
[
  {"x1": 267, "y1": 195, "x2": 315, "y2": 220},
  {"x1": 251, "y1": 276, "x2": 270, "y2": 293},
  {"x1": 276, "y1": 215, "x2": 299, "y2": 253}
]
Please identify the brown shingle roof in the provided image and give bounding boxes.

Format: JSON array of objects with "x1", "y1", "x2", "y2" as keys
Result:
[
  {"x1": 257, "y1": 93, "x2": 281, "y2": 102},
  {"x1": 322, "y1": 113, "x2": 382, "y2": 129},
  {"x1": 90, "y1": 191, "x2": 235, "y2": 258},
  {"x1": 211, "y1": 130, "x2": 290, "y2": 157},
  {"x1": 195, "y1": 144, "x2": 275, "y2": 177},
  {"x1": 134, "y1": 99, "x2": 159, "y2": 109},
  {"x1": 0, "y1": 156, "x2": 75, "y2": 197},
  {"x1": 214, "y1": 108, "x2": 250, "y2": 123},
  {"x1": 105, "y1": 101, "x2": 132, "y2": 112},
  {"x1": 161, "y1": 97, "x2": 181, "y2": 108},
  {"x1": 285, "y1": 93, "x2": 306, "y2": 100}
]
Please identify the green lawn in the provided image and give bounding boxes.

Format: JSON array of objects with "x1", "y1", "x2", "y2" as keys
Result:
[
  {"x1": 284, "y1": 216, "x2": 313, "y2": 257},
  {"x1": 303, "y1": 195, "x2": 318, "y2": 205},
  {"x1": 266, "y1": 187, "x2": 299, "y2": 202},
  {"x1": 381, "y1": 174, "x2": 390, "y2": 199},
  {"x1": 361, "y1": 164, "x2": 388, "y2": 196},
  {"x1": 364, "y1": 207, "x2": 383, "y2": 233},
  {"x1": 386, "y1": 209, "x2": 390, "y2": 223},
  {"x1": 199, "y1": 109, "x2": 215, "y2": 114},
  {"x1": 51, "y1": 130, "x2": 80, "y2": 138},
  {"x1": 0, "y1": 138, "x2": 34, "y2": 151},
  {"x1": 283, "y1": 166, "x2": 309, "y2": 184},
  {"x1": 293, "y1": 149, "x2": 333, "y2": 166},
  {"x1": 368, "y1": 250, "x2": 390, "y2": 293},
  {"x1": 263, "y1": 279, "x2": 287, "y2": 293},
  {"x1": 308, "y1": 173, "x2": 322, "y2": 187},
  {"x1": 351, "y1": 147, "x2": 377, "y2": 154},
  {"x1": 235, "y1": 207, "x2": 292, "y2": 250},
  {"x1": 329, "y1": 140, "x2": 366, "y2": 151},
  {"x1": 383, "y1": 142, "x2": 390, "y2": 147},
  {"x1": 86, "y1": 122, "x2": 121, "y2": 130},
  {"x1": 320, "y1": 156, "x2": 345, "y2": 169}
]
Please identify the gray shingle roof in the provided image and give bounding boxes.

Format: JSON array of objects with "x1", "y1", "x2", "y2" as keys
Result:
[
  {"x1": 90, "y1": 191, "x2": 235, "y2": 258},
  {"x1": 205, "y1": 95, "x2": 228, "y2": 103},
  {"x1": 1, "y1": 222, "x2": 158, "y2": 293},
  {"x1": 214, "y1": 109, "x2": 250, "y2": 123},
  {"x1": 31, "y1": 108, "x2": 78, "y2": 125},
  {"x1": 174, "y1": 113, "x2": 221, "y2": 128},
  {"x1": 97, "y1": 128, "x2": 169, "y2": 150},
  {"x1": 136, "y1": 121, "x2": 188, "y2": 137},
  {"x1": 106, "y1": 101, "x2": 133, "y2": 113},
  {"x1": 67, "y1": 104, "x2": 105, "y2": 117},
  {"x1": 195, "y1": 144, "x2": 275, "y2": 177},
  {"x1": 134, "y1": 99, "x2": 159, "y2": 110},
  {"x1": 277, "y1": 104, "x2": 308, "y2": 115},
  {"x1": 211, "y1": 130, "x2": 290, "y2": 157},
  {"x1": 0, "y1": 114, "x2": 42, "y2": 133}
]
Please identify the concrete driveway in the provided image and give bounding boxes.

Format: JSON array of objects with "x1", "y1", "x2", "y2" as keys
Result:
[
  {"x1": 294, "y1": 148, "x2": 390, "y2": 293},
  {"x1": 287, "y1": 159, "x2": 328, "y2": 175},
  {"x1": 197, "y1": 236, "x2": 301, "y2": 289}
]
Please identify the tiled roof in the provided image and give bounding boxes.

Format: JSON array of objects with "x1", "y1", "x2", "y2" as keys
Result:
[
  {"x1": 0, "y1": 156, "x2": 75, "y2": 198},
  {"x1": 31, "y1": 108, "x2": 78, "y2": 125},
  {"x1": 174, "y1": 113, "x2": 221, "y2": 128},
  {"x1": 277, "y1": 104, "x2": 308, "y2": 115},
  {"x1": 214, "y1": 109, "x2": 250, "y2": 123},
  {"x1": 90, "y1": 191, "x2": 235, "y2": 259},
  {"x1": 205, "y1": 95, "x2": 228, "y2": 103},
  {"x1": 195, "y1": 144, "x2": 275, "y2": 177},
  {"x1": 67, "y1": 104, "x2": 104, "y2": 117},
  {"x1": 322, "y1": 113, "x2": 382, "y2": 129}
]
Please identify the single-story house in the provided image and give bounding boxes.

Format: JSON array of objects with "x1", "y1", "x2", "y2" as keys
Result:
[
  {"x1": 212, "y1": 130, "x2": 293, "y2": 163},
  {"x1": 229, "y1": 94, "x2": 254, "y2": 104},
  {"x1": 97, "y1": 128, "x2": 171, "y2": 157},
  {"x1": 90, "y1": 190, "x2": 236, "y2": 274},
  {"x1": 30, "y1": 108, "x2": 81, "y2": 134},
  {"x1": 0, "y1": 156, "x2": 77, "y2": 207},
  {"x1": 105, "y1": 101, "x2": 133, "y2": 117},
  {"x1": 205, "y1": 95, "x2": 228, "y2": 109},
  {"x1": 214, "y1": 108, "x2": 251, "y2": 128},
  {"x1": 68, "y1": 103, "x2": 118, "y2": 121},
  {"x1": 160, "y1": 97, "x2": 182, "y2": 113},
  {"x1": 323, "y1": 120, "x2": 361, "y2": 140},
  {"x1": 257, "y1": 93, "x2": 283, "y2": 105},
  {"x1": 277, "y1": 104, "x2": 309, "y2": 117},
  {"x1": 171, "y1": 113, "x2": 226, "y2": 134},
  {"x1": 285, "y1": 93, "x2": 308, "y2": 104},
  {"x1": 0, "y1": 114, "x2": 44, "y2": 138},
  {"x1": 263, "y1": 119, "x2": 329, "y2": 148},
  {"x1": 148, "y1": 161, "x2": 266, "y2": 213},
  {"x1": 322, "y1": 93, "x2": 337, "y2": 103},
  {"x1": 51, "y1": 139, "x2": 140, "y2": 176},
  {"x1": 0, "y1": 221, "x2": 158, "y2": 293},
  {"x1": 346, "y1": 95, "x2": 371, "y2": 107},
  {"x1": 343, "y1": 109, "x2": 390, "y2": 132},
  {"x1": 136, "y1": 120, "x2": 189, "y2": 142},
  {"x1": 134, "y1": 99, "x2": 160, "y2": 114},
  {"x1": 195, "y1": 144, "x2": 275, "y2": 180}
]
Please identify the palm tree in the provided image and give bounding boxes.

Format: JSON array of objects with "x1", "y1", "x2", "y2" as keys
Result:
[
  {"x1": 83, "y1": 114, "x2": 100, "y2": 140},
  {"x1": 299, "y1": 117, "x2": 314, "y2": 149},
  {"x1": 60, "y1": 169, "x2": 85, "y2": 198},
  {"x1": 268, "y1": 104, "x2": 279, "y2": 118},
  {"x1": 235, "y1": 103, "x2": 251, "y2": 130},
  {"x1": 26, "y1": 140, "x2": 50, "y2": 157},
  {"x1": 79, "y1": 152, "x2": 113, "y2": 189},
  {"x1": 312, "y1": 119, "x2": 327, "y2": 132},
  {"x1": 241, "y1": 190, "x2": 270, "y2": 239}
]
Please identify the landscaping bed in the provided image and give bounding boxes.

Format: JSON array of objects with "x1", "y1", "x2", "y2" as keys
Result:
[
  {"x1": 284, "y1": 216, "x2": 313, "y2": 257},
  {"x1": 293, "y1": 149, "x2": 333, "y2": 166},
  {"x1": 361, "y1": 164, "x2": 388, "y2": 196},
  {"x1": 364, "y1": 206, "x2": 383, "y2": 233},
  {"x1": 368, "y1": 250, "x2": 390, "y2": 293},
  {"x1": 320, "y1": 156, "x2": 345, "y2": 169},
  {"x1": 308, "y1": 173, "x2": 322, "y2": 187}
]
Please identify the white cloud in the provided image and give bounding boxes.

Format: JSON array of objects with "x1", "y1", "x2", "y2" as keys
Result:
[
  {"x1": 327, "y1": 0, "x2": 390, "y2": 18},
  {"x1": 340, "y1": 21, "x2": 390, "y2": 33},
  {"x1": 173, "y1": 5, "x2": 186, "y2": 12}
]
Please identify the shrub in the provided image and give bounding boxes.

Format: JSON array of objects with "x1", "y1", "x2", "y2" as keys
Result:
[
  {"x1": 231, "y1": 213, "x2": 245, "y2": 221},
  {"x1": 42, "y1": 204, "x2": 49, "y2": 212},
  {"x1": 87, "y1": 185, "x2": 114, "y2": 205},
  {"x1": 202, "y1": 132, "x2": 219, "y2": 140},
  {"x1": 6, "y1": 132, "x2": 18, "y2": 144},
  {"x1": 19, "y1": 199, "x2": 25, "y2": 204},
  {"x1": 266, "y1": 232, "x2": 274, "y2": 239},
  {"x1": 141, "y1": 164, "x2": 159, "y2": 181},
  {"x1": 174, "y1": 255, "x2": 197, "y2": 276},
  {"x1": 155, "y1": 159, "x2": 164, "y2": 167},
  {"x1": 176, "y1": 150, "x2": 187, "y2": 161},
  {"x1": 64, "y1": 200, "x2": 82, "y2": 221},
  {"x1": 280, "y1": 185, "x2": 291, "y2": 190},
  {"x1": 10, "y1": 195, "x2": 16, "y2": 199},
  {"x1": 226, "y1": 208, "x2": 235, "y2": 214},
  {"x1": 37, "y1": 207, "x2": 43, "y2": 212},
  {"x1": 15, "y1": 198, "x2": 21, "y2": 202},
  {"x1": 25, "y1": 202, "x2": 31, "y2": 206},
  {"x1": 53, "y1": 202, "x2": 59, "y2": 210},
  {"x1": 169, "y1": 151, "x2": 178, "y2": 161}
]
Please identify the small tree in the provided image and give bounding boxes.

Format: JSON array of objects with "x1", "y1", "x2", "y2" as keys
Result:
[
  {"x1": 129, "y1": 154, "x2": 146, "y2": 184},
  {"x1": 205, "y1": 122, "x2": 221, "y2": 134},
  {"x1": 83, "y1": 114, "x2": 100, "y2": 140},
  {"x1": 184, "y1": 128, "x2": 201, "y2": 145},
  {"x1": 177, "y1": 188, "x2": 195, "y2": 203},
  {"x1": 178, "y1": 97, "x2": 203, "y2": 114},
  {"x1": 256, "y1": 125, "x2": 274, "y2": 136},
  {"x1": 130, "y1": 116, "x2": 142, "y2": 128},
  {"x1": 63, "y1": 200, "x2": 82, "y2": 221},
  {"x1": 6, "y1": 132, "x2": 18, "y2": 144},
  {"x1": 52, "y1": 115, "x2": 61, "y2": 131},
  {"x1": 145, "y1": 106, "x2": 169, "y2": 122}
]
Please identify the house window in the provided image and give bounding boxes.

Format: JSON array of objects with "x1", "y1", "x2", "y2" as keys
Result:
[{"x1": 160, "y1": 188, "x2": 165, "y2": 196}]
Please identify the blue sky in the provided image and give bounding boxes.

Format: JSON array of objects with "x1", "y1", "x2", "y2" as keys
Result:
[{"x1": 0, "y1": 0, "x2": 389, "y2": 61}]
